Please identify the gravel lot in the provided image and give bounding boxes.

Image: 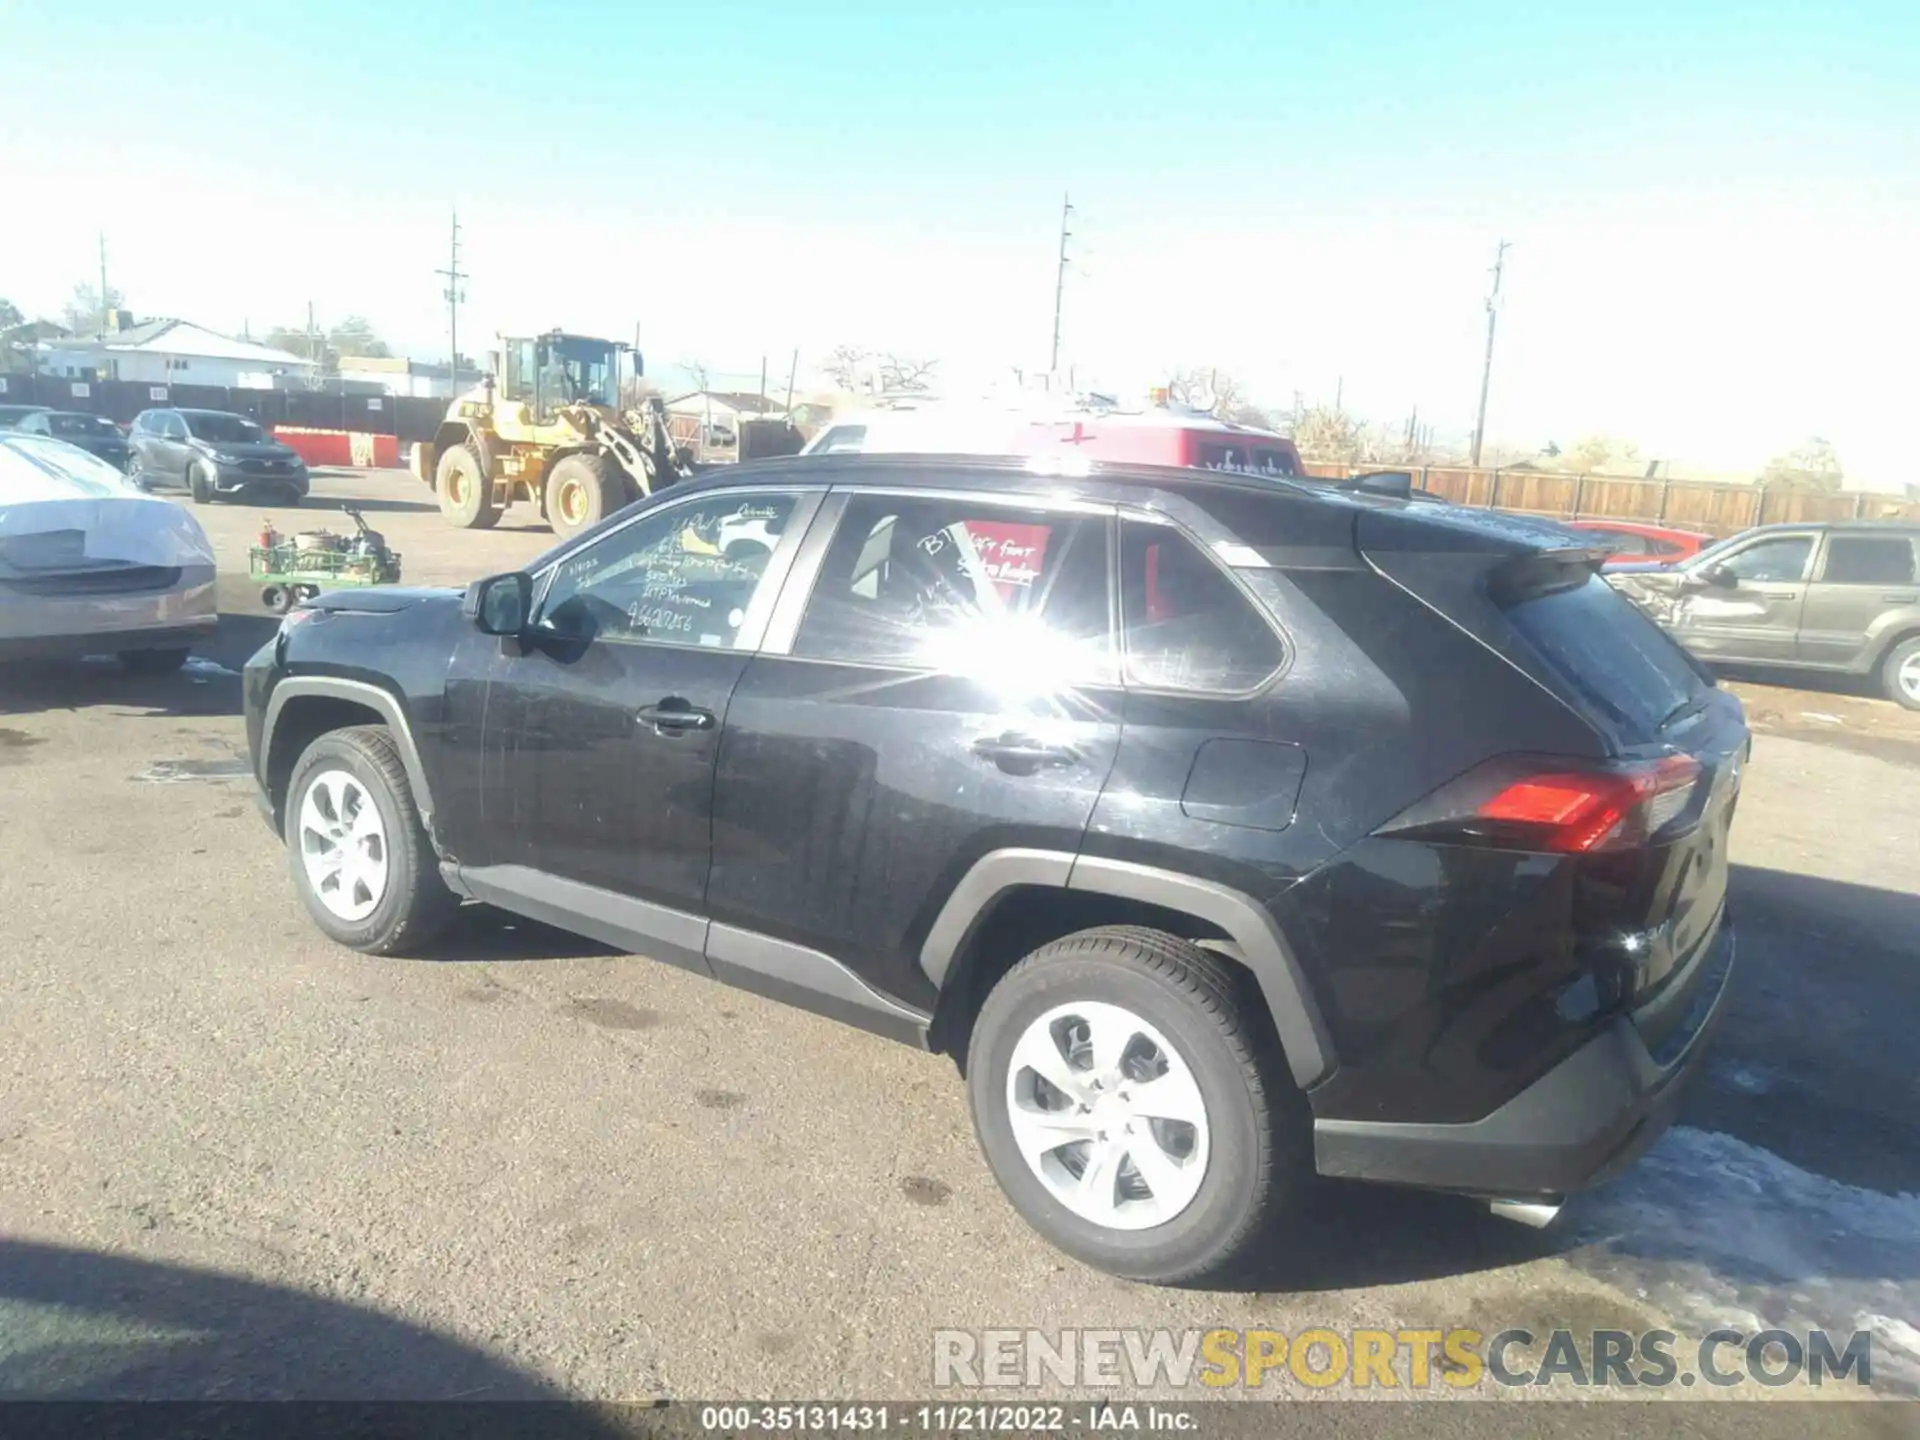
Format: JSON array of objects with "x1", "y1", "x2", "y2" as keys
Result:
[{"x1": 1, "y1": 468, "x2": 1915, "y2": 1425}]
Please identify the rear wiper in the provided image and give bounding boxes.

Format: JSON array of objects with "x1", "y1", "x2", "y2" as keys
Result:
[{"x1": 1657, "y1": 692, "x2": 1710, "y2": 730}]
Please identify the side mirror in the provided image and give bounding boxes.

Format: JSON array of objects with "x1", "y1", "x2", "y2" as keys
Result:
[
  {"x1": 463, "y1": 572, "x2": 532, "y2": 635},
  {"x1": 1696, "y1": 562, "x2": 1737, "y2": 590}
]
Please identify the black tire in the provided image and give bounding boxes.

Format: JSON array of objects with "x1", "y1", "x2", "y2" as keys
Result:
[
  {"x1": 119, "y1": 647, "x2": 190, "y2": 675},
  {"x1": 544, "y1": 452, "x2": 624, "y2": 542},
  {"x1": 188, "y1": 462, "x2": 216, "y2": 504},
  {"x1": 1882, "y1": 634, "x2": 1920, "y2": 711},
  {"x1": 261, "y1": 585, "x2": 292, "y2": 614},
  {"x1": 283, "y1": 725, "x2": 458, "y2": 955},
  {"x1": 435, "y1": 441, "x2": 501, "y2": 530},
  {"x1": 966, "y1": 926, "x2": 1305, "y2": 1284}
]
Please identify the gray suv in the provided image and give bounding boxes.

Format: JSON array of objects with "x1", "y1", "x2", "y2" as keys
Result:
[{"x1": 1609, "y1": 522, "x2": 1920, "y2": 709}]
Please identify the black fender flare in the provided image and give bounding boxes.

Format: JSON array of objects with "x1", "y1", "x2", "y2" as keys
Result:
[
  {"x1": 918, "y1": 848, "x2": 1332, "y2": 1089},
  {"x1": 261, "y1": 677, "x2": 439, "y2": 836}
]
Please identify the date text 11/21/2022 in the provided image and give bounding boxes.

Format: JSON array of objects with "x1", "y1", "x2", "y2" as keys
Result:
[{"x1": 696, "y1": 1404, "x2": 1196, "y2": 1433}]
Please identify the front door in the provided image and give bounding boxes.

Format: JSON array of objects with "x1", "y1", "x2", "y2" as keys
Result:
[
  {"x1": 708, "y1": 488, "x2": 1122, "y2": 1011},
  {"x1": 461, "y1": 486, "x2": 821, "y2": 960},
  {"x1": 1670, "y1": 531, "x2": 1816, "y2": 664},
  {"x1": 1797, "y1": 532, "x2": 1920, "y2": 669}
]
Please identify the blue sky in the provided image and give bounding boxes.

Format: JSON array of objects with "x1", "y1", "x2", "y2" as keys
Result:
[{"x1": 7, "y1": 0, "x2": 1918, "y2": 483}]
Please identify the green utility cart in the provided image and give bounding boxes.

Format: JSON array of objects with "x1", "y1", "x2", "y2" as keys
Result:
[{"x1": 248, "y1": 507, "x2": 403, "y2": 614}]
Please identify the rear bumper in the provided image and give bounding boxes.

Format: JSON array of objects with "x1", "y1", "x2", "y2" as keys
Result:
[
  {"x1": 0, "y1": 571, "x2": 218, "y2": 659},
  {"x1": 1313, "y1": 918, "x2": 1735, "y2": 1198},
  {"x1": 0, "y1": 620, "x2": 218, "y2": 661}
]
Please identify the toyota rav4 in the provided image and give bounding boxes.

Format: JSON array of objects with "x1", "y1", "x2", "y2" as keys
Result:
[{"x1": 244, "y1": 454, "x2": 1746, "y2": 1283}]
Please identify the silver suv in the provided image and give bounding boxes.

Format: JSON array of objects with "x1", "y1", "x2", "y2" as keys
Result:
[{"x1": 1609, "y1": 521, "x2": 1920, "y2": 709}]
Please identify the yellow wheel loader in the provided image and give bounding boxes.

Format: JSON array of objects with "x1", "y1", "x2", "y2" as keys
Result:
[{"x1": 409, "y1": 331, "x2": 697, "y2": 542}]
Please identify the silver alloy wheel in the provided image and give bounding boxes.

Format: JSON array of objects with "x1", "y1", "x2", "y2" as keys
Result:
[
  {"x1": 297, "y1": 769, "x2": 389, "y2": 922},
  {"x1": 1004, "y1": 1000, "x2": 1210, "y2": 1231},
  {"x1": 1901, "y1": 651, "x2": 1920, "y2": 704}
]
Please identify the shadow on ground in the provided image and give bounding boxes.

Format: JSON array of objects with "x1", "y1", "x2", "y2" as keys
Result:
[
  {"x1": 0, "y1": 1238, "x2": 587, "y2": 1404},
  {"x1": 425, "y1": 905, "x2": 622, "y2": 963},
  {"x1": 0, "y1": 614, "x2": 276, "y2": 719}
]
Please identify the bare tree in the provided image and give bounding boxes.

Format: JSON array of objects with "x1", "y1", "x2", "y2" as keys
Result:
[
  {"x1": 1286, "y1": 402, "x2": 1369, "y2": 465},
  {"x1": 678, "y1": 358, "x2": 711, "y2": 393},
  {"x1": 823, "y1": 345, "x2": 869, "y2": 390},
  {"x1": 1760, "y1": 437, "x2": 1843, "y2": 493},
  {"x1": 1556, "y1": 435, "x2": 1642, "y2": 475},
  {"x1": 60, "y1": 281, "x2": 127, "y2": 337},
  {"x1": 878, "y1": 354, "x2": 937, "y2": 393},
  {"x1": 1168, "y1": 367, "x2": 1271, "y2": 427}
]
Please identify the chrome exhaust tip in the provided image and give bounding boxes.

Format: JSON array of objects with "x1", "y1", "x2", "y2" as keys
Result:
[{"x1": 1488, "y1": 1197, "x2": 1564, "y2": 1229}]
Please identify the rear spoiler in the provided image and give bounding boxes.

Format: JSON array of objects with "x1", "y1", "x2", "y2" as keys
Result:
[{"x1": 1332, "y1": 470, "x2": 1445, "y2": 503}]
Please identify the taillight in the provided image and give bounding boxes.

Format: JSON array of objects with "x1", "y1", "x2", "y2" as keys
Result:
[{"x1": 1379, "y1": 753, "x2": 1702, "y2": 854}]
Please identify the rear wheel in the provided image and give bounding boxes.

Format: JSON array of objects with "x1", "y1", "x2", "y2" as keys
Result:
[
  {"x1": 261, "y1": 585, "x2": 292, "y2": 614},
  {"x1": 1882, "y1": 635, "x2": 1920, "y2": 711},
  {"x1": 188, "y1": 462, "x2": 215, "y2": 504},
  {"x1": 544, "y1": 453, "x2": 624, "y2": 542},
  {"x1": 966, "y1": 926, "x2": 1306, "y2": 1283},
  {"x1": 119, "y1": 647, "x2": 189, "y2": 675},
  {"x1": 284, "y1": 726, "x2": 458, "y2": 955},
  {"x1": 435, "y1": 441, "x2": 501, "y2": 530}
]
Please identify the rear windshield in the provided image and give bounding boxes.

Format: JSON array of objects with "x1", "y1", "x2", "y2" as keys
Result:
[
  {"x1": 1196, "y1": 441, "x2": 1298, "y2": 477},
  {"x1": 185, "y1": 413, "x2": 264, "y2": 443},
  {"x1": 1503, "y1": 572, "x2": 1708, "y2": 737}
]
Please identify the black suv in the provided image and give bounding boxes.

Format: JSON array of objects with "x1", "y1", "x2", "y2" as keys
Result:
[{"x1": 244, "y1": 455, "x2": 1746, "y2": 1282}]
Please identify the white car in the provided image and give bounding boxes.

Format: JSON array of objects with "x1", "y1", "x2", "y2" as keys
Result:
[{"x1": 0, "y1": 433, "x2": 217, "y2": 673}]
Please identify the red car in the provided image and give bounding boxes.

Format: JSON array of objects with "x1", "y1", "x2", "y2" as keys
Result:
[{"x1": 1565, "y1": 519, "x2": 1714, "y2": 567}]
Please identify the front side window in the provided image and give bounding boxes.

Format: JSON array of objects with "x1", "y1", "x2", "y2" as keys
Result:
[
  {"x1": 1716, "y1": 535, "x2": 1813, "y2": 584},
  {"x1": 161, "y1": 413, "x2": 190, "y2": 440},
  {"x1": 793, "y1": 494, "x2": 1112, "y2": 680},
  {"x1": 1120, "y1": 521, "x2": 1285, "y2": 693},
  {"x1": 1820, "y1": 536, "x2": 1916, "y2": 586},
  {"x1": 537, "y1": 493, "x2": 800, "y2": 649}
]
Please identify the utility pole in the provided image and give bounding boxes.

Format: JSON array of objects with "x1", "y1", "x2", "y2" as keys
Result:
[
  {"x1": 306, "y1": 301, "x2": 319, "y2": 365},
  {"x1": 97, "y1": 232, "x2": 110, "y2": 338},
  {"x1": 1470, "y1": 239, "x2": 1510, "y2": 468},
  {"x1": 1049, "y1": 192, "x2": 1073, "y2": 378},
  {"x1": 436, "y1": 209, "x2": 468, "y2": 383}
]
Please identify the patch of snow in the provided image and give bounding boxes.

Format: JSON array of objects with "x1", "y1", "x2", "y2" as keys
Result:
[
  {"x1": 1568, "y1": 1126, "x2": 1920, "y2": 1393},
  {"x1": 1798, "y1": 711, "x2": 1845, "y2": 724},
  {"x1": 183, "y1": 657, "x2": 238, "y2": 678}
]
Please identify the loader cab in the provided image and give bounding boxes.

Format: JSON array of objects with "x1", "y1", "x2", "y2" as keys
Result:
[{"x1": 499, "y1": 331, "x2": 621, "y2": 418}]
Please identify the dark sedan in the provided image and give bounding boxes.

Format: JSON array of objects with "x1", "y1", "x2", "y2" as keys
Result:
[
  {"x1": 15, "y1": 410, "x2": 135, "y2": 471},
  {"x1": 0, "y1": 404, "x2": 53, "y2": 431}
]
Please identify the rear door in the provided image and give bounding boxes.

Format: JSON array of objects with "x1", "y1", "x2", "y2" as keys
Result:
[
  {"x1": 1797, "y1": 532, "x2": 1920, "y2": 670},
  {"x1": 1671, "y1": 529, "x2": 1816, "y2": 664},
  {"x1": 707, "y1": 486, "x2": 1121, "y2": 1011}
]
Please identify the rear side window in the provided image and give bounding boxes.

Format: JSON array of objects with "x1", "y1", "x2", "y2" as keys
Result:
[
  {"x1": 1505, "y1": 573, "x2": 1706, "y2": 737},
  {"x1": 1120, "y1": 522, "x2": 1284, "y2": 693},
  {"x1": 793, "y1": 494, "x2": 1112, "y2": 677},
  {"x1": 811, "y1": 425, "x2": 866, "y2": 455},
  {"x1": 1821, "y1": 536, "x2": 1916, "y2": 586}
]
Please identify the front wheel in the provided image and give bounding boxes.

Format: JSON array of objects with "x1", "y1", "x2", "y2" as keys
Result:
[
  {"x1": 966, "y1": 926, "x2": 1305, "y2": 1284},
  {"x1": 284, "y1": 725, "x2": 459, "y2": 955},
  {"x1": 544, "y1": 453, "x2": 624, "y2": 542},
  {"x1": 188, "y1": 463, "x2": 215, "y2": 504},
  {"x1": 1882, "y1": 635, "x2": 1920, "y2": 711}
]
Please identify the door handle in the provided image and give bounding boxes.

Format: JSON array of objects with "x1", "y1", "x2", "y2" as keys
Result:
[
  {"x1": 1756, "y1": 589, "x2": 1798, "y2": 600},
  {"x1": 971, "y1": 733, "x2": 1078, "y2": 772},
  {"x1": 1881, "y1": 593, "x2": 1918, "y2": 604},
  {"x1": 635, "y1": 701, "x2": 715, "y2": 733}
]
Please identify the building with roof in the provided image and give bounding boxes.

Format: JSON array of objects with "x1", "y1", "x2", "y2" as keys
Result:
[
  {"x1": 337, "y1": 354, "x2": 486, "y2": 399},
  {"x1": 33, "y1": 315, "x2": 321, "y2": 390}
]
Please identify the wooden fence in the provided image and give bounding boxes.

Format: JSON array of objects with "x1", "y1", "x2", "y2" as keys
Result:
[{"x1": 1298, "y1": 462, "x2": 1919, "y2": 536}]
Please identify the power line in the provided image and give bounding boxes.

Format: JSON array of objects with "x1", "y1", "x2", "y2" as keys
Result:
[
  {"x1": 1049, "y1": 192, "x2": 1073, "y2": 378},
  {"x1": 435, "y1": 209, "x2": 469, "y2": 382},
  {"x1": 1469, "y1": 239, "x2": 1510, "y2": 468}
]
